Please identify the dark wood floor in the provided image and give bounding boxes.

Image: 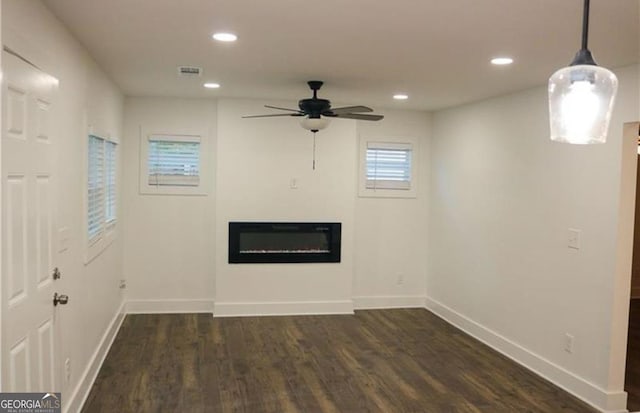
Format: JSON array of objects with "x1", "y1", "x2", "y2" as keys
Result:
[
  {"x1": 83, "y1": 309, "x2": 597, "y2": 413},
  {"x1": 627, "y1": 299, "x2": 640, "y2": 412}
]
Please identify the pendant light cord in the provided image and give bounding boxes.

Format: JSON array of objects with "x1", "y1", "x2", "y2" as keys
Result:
[
  {"x1": 570, "y1": 0, "x2": 597, "y2": 66},
  {"x1": 581, "y1": 0, "x2": 590, "y2": 50}
]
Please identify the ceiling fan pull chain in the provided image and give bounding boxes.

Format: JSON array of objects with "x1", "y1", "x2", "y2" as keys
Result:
[{"x1": 312, "y1": 131, "x2": 317, "y2": 170}]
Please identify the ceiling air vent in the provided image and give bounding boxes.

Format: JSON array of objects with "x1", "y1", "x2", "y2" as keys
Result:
[{"x1": 177, "y1": 66, "x2": 202, "y2": 77}]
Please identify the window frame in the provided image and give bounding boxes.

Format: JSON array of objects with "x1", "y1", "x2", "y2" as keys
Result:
[
  {"x1": 139, "y1": 133, "x2": 207, "y2": 196},
  {"x1": 85, "y1": 130, "x2": 119, "y2": 263},
  {"x1": 358, "y1": 137, "x2": 418, "y2": 199}
]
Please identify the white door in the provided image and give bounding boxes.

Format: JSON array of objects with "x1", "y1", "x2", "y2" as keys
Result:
[{"x1": 1, "y1": 50, "x2": 59, "y2": 392}]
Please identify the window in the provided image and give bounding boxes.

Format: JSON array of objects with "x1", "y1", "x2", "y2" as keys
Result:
[
  {"x1": 88, "y1": 135, "x2": 105, "y2": 241},
  {"x1": 366, "y1": 142, "x2": 412, "y2": 190},
  {"x1": 359, "y1": 139, "x2": 417, "y2": 198},
  {"x1": 87, "y1": 134, "x2": 117, "y2": 250},
  {"x1": 105, "y1": 141, "x2": 117, "y2": 223},
  {"x1": 139, "y1": 134, "x2": 206, "y2": 195},
  {"x1": 147, "y1": 137, "x2": 200, "y2": 186}
]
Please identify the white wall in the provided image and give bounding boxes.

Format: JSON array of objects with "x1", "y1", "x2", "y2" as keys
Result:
[
  {"x1": 122, "y1": 97, "x2": 216, "y2": 313},
  {"x1": 353, "y1": 109, "x2": 431, "y2": 308},
  {"x1": 121, "y1": 97, "x2": 432, "y2": 316},
  {"x1": 428, "y1": 64, "x2": 640, "y2": 412},
  {"x1": 214, "y1": 99, "x2": 358, "y2": 315},
  {"x1": 2, "y1": 0, "x2": 124, "y2": 410}
]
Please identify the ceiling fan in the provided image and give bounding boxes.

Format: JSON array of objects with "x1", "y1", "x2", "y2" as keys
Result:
[{"x1": 242, "y1": 80, "x2": 384, "y2": 132}]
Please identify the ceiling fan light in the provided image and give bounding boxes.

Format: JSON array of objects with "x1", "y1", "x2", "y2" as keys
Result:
[
  {"x1": 300, "y1": 116, "x2": 330, "y2": 132},
  {"x1": 548, "y1": 64, "x2": 618, "y2": 144}
]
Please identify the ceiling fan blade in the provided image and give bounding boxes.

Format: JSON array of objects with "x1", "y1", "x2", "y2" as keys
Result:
[
  {"x1": 242, "y1": 113, "x2": 303, "y2": 118},
  {"x1": 328, "y1": 105, "x2": 374, "y2": 114},
  {"x1": 264, "y1": 105, "x2": 302, "y2": 113},
  {"x1": 334, "y1": 113, "x2": 384, "y2": 121}
]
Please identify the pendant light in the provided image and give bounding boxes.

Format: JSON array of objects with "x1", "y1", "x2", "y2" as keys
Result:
[{"x1": 548, "y1": 0, "x2": 618, "y2": 144}]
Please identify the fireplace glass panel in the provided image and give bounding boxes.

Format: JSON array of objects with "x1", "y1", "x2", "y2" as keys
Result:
[{"x1": 239, "y1": 232, "x2": 330, "y2": 254}]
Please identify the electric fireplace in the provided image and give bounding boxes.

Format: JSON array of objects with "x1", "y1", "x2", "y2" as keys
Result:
[{"x1": 228, "y1": 222, "x2": 341, "y2": 263}]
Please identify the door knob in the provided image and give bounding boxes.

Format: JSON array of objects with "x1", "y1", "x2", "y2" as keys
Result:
[
  {"x1": 53, "y1": 293, "x2": 69, "y2": 306},
  {"x1": 52, "y1": 267, "x2": 61, "y2": 280}
]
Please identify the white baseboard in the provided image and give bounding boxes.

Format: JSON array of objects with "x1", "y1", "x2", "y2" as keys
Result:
[
  {"x1": 125, "y1": 299, "x2": 215, "y2": 314},
  {"x1": 353, "y1": 295, "x2": 426, "y2": 310},
  {"x1": 64, "y1": 300, "x2": 126, "y2": 413},
  {"x1": 214, "y1": 300, "x2": 354, "y2": 317},
  {"x1": 425, "y1": 297, "x2": 628, "y2": 413}
]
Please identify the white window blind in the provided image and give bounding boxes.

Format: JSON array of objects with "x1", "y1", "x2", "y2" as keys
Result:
[
  {"x1": 88, "y1": 135, "x2": 105, "y2": 241},
  {"x1": 87, "y1": 135, "x2": 117, "y2": 245},
  {"x1": 366, "y1": 142, "x2": 412, "y2": 190},
  {"x1": 105, "y1": 141, "x2": 117, "y2": 223},
  {"x1": 147, "y1": 136, "x2": 200, "y2": 186}
]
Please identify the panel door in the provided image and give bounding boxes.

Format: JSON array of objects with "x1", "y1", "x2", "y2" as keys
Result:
[{"x1": 1, "y1": 50, "x2": 59, "y2": 392}]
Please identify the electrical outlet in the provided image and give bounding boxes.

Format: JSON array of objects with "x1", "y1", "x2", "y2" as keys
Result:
[
  {"x1": 64, "y1": 358, "x2": 71, "y2": 384},
  {"x1": 564, "y1": 333, "x2": 574, "y2": 354},
  {"x1": 119, "y1": 279, "x2": 126, "y2": 289},
  {"x1": 396, "y1": 274, "x2": 404, "y2": 285},
  {"x1": 290, "y1": 178, "x2": 298, "y2": 189}
]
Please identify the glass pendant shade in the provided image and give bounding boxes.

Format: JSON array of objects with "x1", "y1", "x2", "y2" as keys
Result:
[
  {"x1": 300, "y1": 116, "x2": 330, "y2": 132},
  {"x1": 549, "y1": 64, "x2": 618, "y2": 144}
]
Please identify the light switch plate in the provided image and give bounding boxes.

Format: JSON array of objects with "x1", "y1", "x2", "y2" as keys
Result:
[
  {"x1": 58, "y1": 227, "x2": 70, "y2": 253},
  {"x1": 568, "y1": 228, "x2": 581, "y2": 250}
]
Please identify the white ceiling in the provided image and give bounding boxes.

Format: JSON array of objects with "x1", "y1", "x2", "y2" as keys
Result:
[{"x1": 43, "y1": 0, "x2": 639, "y2": 111}]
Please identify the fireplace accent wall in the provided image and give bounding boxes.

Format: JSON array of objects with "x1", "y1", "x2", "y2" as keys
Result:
[{"x1": 228, "y1": 222, "x2": 341, "y2": 263}]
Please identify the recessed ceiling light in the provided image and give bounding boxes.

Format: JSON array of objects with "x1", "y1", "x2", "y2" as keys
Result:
[
  {"x1": 212, "y1": 32, "x2": 237, "y2": 42},
  {"x1": 491, "y1": 57, "x2": 514, "y2": 65},
  {"x1": 393, "y1": 94, "x2": 409, "y2": 100},
  {"x1": 203, "y1": 83, "x2": 220, "y2": 89}
]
